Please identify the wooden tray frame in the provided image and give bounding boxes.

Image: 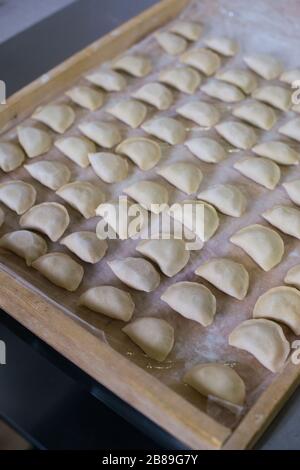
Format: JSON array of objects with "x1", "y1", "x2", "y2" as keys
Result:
[{"x1": 0, "y1": 0, "x2": 299, "y2": 450}]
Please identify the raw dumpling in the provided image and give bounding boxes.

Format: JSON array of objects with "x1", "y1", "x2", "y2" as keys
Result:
[
  {"x1": 197, "y1": 184, "x2": 246, "y2": 217},
  {"x1": 232, "y1": 100, "x2": 277, "y2": 131},
  {"x1": 0, "y1": 181, "x2": 36, "y2": 214},
  {"x1": 107, "y1": 99, "x2": 147, "y2": 128},
  {"x1": 79, "y1": 285, "x2": 134, "y2": 321},
  {"x1": 123, "y1": 317, "x2": 174, "y2": 362},
  {"x1": 230, "y1": 224, "x2": 284, "y2": 271},
  {"x1": 292, "y1": 103, "x2": 300, "y2": 113},
  {"x1": 55, "y1": 135, "x2": 96, "y2": 168},
  {"x1": 233, "y1": 157, "x2": 280, "y2": 190},
  {"x1": 89, "y1": 152, "x2": 128, "y2": 183},
  {"x1": 204, "y1": 37, "x2": 238, "y2": 57},
  {"x1": 215, "y1": 121, "x2": 258, "y2": 150},
  {"x1": 85, "y1": 69, "x2": 127, "y2": 92},
  {"x1": 283, "y1": 179, "x2": 300, "y2": 205},
  {"x1": 253, "y1": 141, "x2": 299, "y2": 165},
  {"x1": 132, "y1": 82, "x2": 173, "y2": 110},
  {"x1": 184, "y1": 363, "x2": 246, "y2": 406},
  {"x1": 161, "y1": 281, "x2": 216, "y2": 326},
  {"x1": 155, "y1": 31, "x2": 187, "y2": 55},
  {"x1": 24, "y1": 160, "x2": 71, "y2": 190},
  {"x1": 112, "y1": 55, "x2": 152, "y2": 77},
  {"x1": 252, "y1": 85, "x2": 291, "y2": 112},
  {"x1": 253, "y1": 286, "x2": 300, "y2": 335},
  {"x1": 32, "y1": 252, "x2": 83, "y2": 291},
  {"x1": 280, "y1": 69, "x2": 300, "y2": 84},
  {"x1": 195, "y1": 258, "x2": 249, "y2": 300},
  {"x1": 243, "y1": 54, "x2": 283, "y2": 80},
  {"x1": 159, "y1": 66, "x2": 201, "y2": 94},
  {"x1": 78, "y1": 121, "x2": 121, "y2": 148},
  {"x1": 216, "y1": 68, "x2": 257, "y2": 94},
  {"x1": 176, "y1": 101, "x2": 221, "y2": 127},
  {"x1": 202, "y1": 80, "x2": 245, "y2": 103},
  {"x1": 262, "y1": 205, "x2": 300, "y2": 239},
  {"x1": 32, "y1": 104, "x2": 75, "y2": 133},
  {"x1": 116, "y1": 137, "x2": 161, "y2": 171},
  {"x1": 279, "y1": 118, "x2": 300, "y2": 142},
  {"x1": 123, "y1": 180, "x2": 168, "y2": 214},
  {"x1": 228, "y1": 319, "x2": 290, "y2": 372},
  {"x1": 157, "y1": 162, "x2": 203, "y2": 194},
  {"x1": 0, "y1": 230, "x2": 47, "y2": 266},
  {"x1": 108, "y1": 257, "x2": 160, "y2": 292},
  {"x1": 60, "y1": 231, "x2": 108, "y2": 264},
  {"x1": 66, "y1": 85, "x2": 104, "y2": 111},
  {"x1": 180, "y1": 48, "x2": 221, "y2": 76},
  {"x1": 184, "y1": 137, "x2": 226, "y2": 163},
  {"x1": 285, "y1": 264, "x2": 300, "y2": 289},
  {"x1": 20, "y1": 202, "x2": 70, "y2": 241},
  {"x1": 136, "y1": 238, "x2": 190, "y2": 277},
  {"x1": 170, "y1": 21, "x2": 202, "y2": 41},
  {"x1": 141, "y1": 117, "x2": 186, "y2": 145},
  {"x1": 0, "y1": 142, "x2": 25, "y2": 172},
  {"x1": 56, "y1": 181, "x2": 105, "y2": 219},
  {"x1": 18, "y1": 126, "x2": 52, "y2": 158}
]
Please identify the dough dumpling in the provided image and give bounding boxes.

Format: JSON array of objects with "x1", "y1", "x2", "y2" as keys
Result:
[
  {"x1": 184, "y1": 137, "x2": 226, "y2": 163},
  {"x1": 283, "y1": 179, "x2": 300, "y2": 205},
  {"x1": 89, "y1": 152, "x2": 128, "y2": 183},
  {"x1": 56, "y1": 181, "x2": 105, "y2": 219},
  {"x1": 202, "y1": 80, "x2": 245, "y2": 102},
  {"x1": 112, "y1": 55, "x2": 151, "y2": 77},
  {"x1": 280, "y1": 69, "x2": 300, "y2": 84},
  {"x1": 161, "y1": 281, "x2": 216, "y2": 326},
  {"x1": 32, "y1": 252, "x2": 83, "y2": 291},
  {"x1": 0, "y1": 142, "x2": 25, "y2": 172},
  {"x1": 197, "y1": 184, "x2": 246, "y2": 217},
  {"x1": 0, "y1": 230, "x2": 47, "y2": 266},
  {"x1": 216, "y1": 68, "x2": 257, "y2": 94},
  {"x1": 195, "y1": 258, "x2": 249, "y2": 300},
  {"x1": 253, "y1": 141, "x2": 299, "y2": 166},
  {"x1": 279, "y1": 118, "x2": 300, "y2": 142},
  {"x1": 184, "y1": 363, "x2": 246, "y2": 406},
  {"x1": 170, "y1": 21, "x2": 202, "y2": 41},
  {"x1": 215, "y1": 121, "x2": 258, "y2": 149},
  {"x1": 176, "y1": 101, "x2": 221, "y2": 127},
  {"x1": 155, "y1": 31, "x2": 187, "y2": 55},
  {"x1": 141, "y1": 117, "x2": 186, "y2": 145},
  {"x1": 180, "y1": 48, "x2": 221, "y2": 76},
  {"x1": 262, "y1": 205, "x2": 300, "y2": 239},
  {"x1": 234, "y1": 157, "x2": 280, "y2": 190},
  {"x1": 122, "y1": 317, "x2": 174, "y2": 362},
  {"x1": 86, "y1": 69, "x2": 127, "y2": 92},
  {"x1": 116, "y1": 137, "x2": 161, "y2": 171},
  {"x1": 132, "y1": 82, "x2": 173, "y2": 110},
  {"x1": 32, "y1": 104, "x2": 75, "y2": 133},
  {"x1": 243, "y1": 54, "x2": 283, "y2": 80},
  {"x1": 107, "y1": 99, "x2": 147, "y2": 128},
  {"x1": 252, "y1": 85, "x2": 292, "y2": 112},
  {"x1": 79, "y1": 285, "x2": 134, "y2": 321},
  {"x1": 0, "y1": 180, "x2": 36, "y2": 214},
  {"x1": 253, "y1": 286, "x2": 300, "y2": 335},
  {"x1": 55, "y1": 135, "x2": 96, "y2": 168},
  {"x1": 60, "y1": 231, "x2": 108, "y2": 264},
  {"x1": 204, "y1": 37, "x2": 238, "y2": 57},
  {"x1": 230, "y1": 224, "x2": 284, "y2": 271},
  {"x1": 285, "y1": 264, "x2": 300, "y2": 289},
  {"x1": 136, "y1": 238, "x2": 190, "y2": 277},
  {"x1": 78, "y1": 121, "x2": 121, "y2": 148},
  {"x1": 20, "y1": 202, "x2": 70, "y2": 241},
  {"x1": 159, "y1": 66, "x2": 201, "y2": 94},
  {"x1": 66, "y1": 85, "x2": 104, "y2": 111},
  {"x1": 24, "y1": 160, "x2": 71, "y2": 190},
  {"x1": 229, "y1": 319, "x2": 290, "y2": 372},
  {"x1": 123, "y1": 180, "x2": 168, "y2": 214},
  {"x1": 108, "y1": 257, "x2": 160, "y2": 292},
  {"x1": 157, "y1": 162, "x2": 203, "y2": 194},
  {"x1": 232, "y1": 100, "x2": 277, "y2": 131},
  {"x1": 18, "y1": 126, "x2": 52, "y2": 158}
]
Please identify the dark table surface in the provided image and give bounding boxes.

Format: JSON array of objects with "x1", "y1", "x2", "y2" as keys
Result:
[{"x1": 0, "y1": 0, "x2": 300, "y2": 450}]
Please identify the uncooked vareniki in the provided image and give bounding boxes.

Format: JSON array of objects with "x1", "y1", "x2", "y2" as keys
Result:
[
  {"x1": 253, "y1": 141, "x2": 299, "y2": 166},
  {"x1": 112, "y1": 55, "x2": 152, "y2": 77},
  {"x1": 19, "y1": 202, "x2": 70, "y2": 241},
  {"x1": 107, "y1": 99, "x2": 147, "y2": 128},
  {"x1": 0, "y1": 142, "x2": 25, "y2": 172},
  {"x1": 252, "y1": 85, "x2": 292, "y2": 111},
  {"x1": 122, "y1": 317, "x2": 174, "y2": 362},
  {"x1": 243, "y1": 54, "x2": 283, "y2": 80},
  {"x1": 108, "y1": 257, "x2": 160, "y2": 292},
  {"x1": 116, "y1": 137, "x2": 161, "y2": 171},
  {"x1": 157, "y1": 162, "x2": 203, "y2": 195},
  {"x1": 141, "y1": 117, "x2": 186, "y2": 145},
  {"x1": 0, "y1": 181, "x2": 36, "y2": 214},
  {"x1": 216, "y1": 68, "x2": 257, "y2": 94},
  {"x1": 262, "y1": 205, "x2": 300, "y2": 239},
  {"x1": 56, "y1": 181, "x2": 105, "y2": 219},
  {"x1": 89, "y1": 152, "x2": 128, "y2": 183},
  {"x1": 285, "y1": 264, "x2": 300, "y2": 289},
  {"x1": 159, "y1": 66, "x2": 201, "y2": 94},
  {"x1": 195, "y1": 258, "x2": 249, "y2": 300},
  {"x1": 233, "y1": 157, "x2": 280, "y2": 190},
  {"x1": 184, "y1": 137, "x2": 226, "y2": 163},
  {"x1": 215, "y1": 121, "x2": 257, "y2": 150},
  {"x1": 230, "y1": 224, "x2": 284, "y2": 271},
  {"x1": 66, "y1": 85, "x2": 104, "y2": 111},
  {"x1": 197, "y1": 184, "x2": 246, "y2": 217},
  {"x1": 0, "y1": 230, "x2": 47, "y2": 266},
  {"x1": 280, "y1": 68, "x2": 300, "y2": 84},
  {"x1": 32, "y1": 104, "x2": 75, "y2": 133},
  {"x1": 204, "y1": 37, "x2": 238, "y2": 57},
  {"x1": 18, "y1": 126, "x2": 52, "y2": 158},
  {"x1": 123, "y1": 180, "x2": 168, "y2": 214},
  {"x1": 24, "y1": 160, "x2": 71, "y2": 190},
  {"x1": 283, "y1": 179, "x2": 300, "y2": 205},
  {"x1": 55, "y1": 135, "x2": 96, "y2": 168},
  {"x1": 161, "y1": 281, "x2": 216, "y2": 327},
  {"x1": 202, "y1": 80, "x2": 245, "y2": 102},
  {"x1": 169, "y1": 21, "x2": 202, "y2": 41},
  {"x1": 86, "y1": 69, "x2": 127, "y2": 92},
  {"x1": 79, "y1": 285, "x2": 134, "y2": 321},
  {"x1": 132, "y1": 82, "x2": 173, "y2": 110},
  {"x1": 155, "y1": 31, "x2": 187, "y2": 55},
  {"x1": 180, "y1": 48, "x2": 221, "y2": 76},
  {"x1": 60, "y1": 231, "x2": 108, "y2": 264},
  {"x1": 232, "y1": 100, "x2": 277, "y2": 131},
  {"x1": 176, "y1": 101, "x2": 221, "y2": 127},
  {"x1": 78, "y1": 121, "x2": 121, "y2": 148},
  {"x1": 32, "y1": 252, "x2": 83, "y2": 291},
  {"x1": 279, "y1": 118, "x2": 300, "y2": 142},
  {"x1": 228, "y1": 319, "x2": 290, "y2": 372}
]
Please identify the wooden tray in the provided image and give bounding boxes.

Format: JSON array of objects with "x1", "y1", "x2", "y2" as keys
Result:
[{"x1": 0, "y1": 0, "x2": 299, "y2": 450}]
